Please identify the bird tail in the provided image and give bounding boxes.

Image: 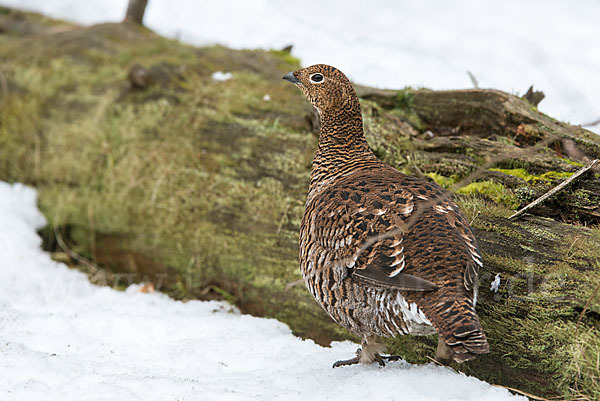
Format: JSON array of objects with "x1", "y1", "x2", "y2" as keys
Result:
[
  {"x1": 445, "y1": 324, "x2": 489, "y2": 362},
  {"x1": 435, "y1": 301, "x2": 489, "y2": 363}
]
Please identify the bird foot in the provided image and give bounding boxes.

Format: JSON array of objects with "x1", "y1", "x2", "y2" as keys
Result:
[
  {"x1": 332, "y1": 347, "x2": 362, "y2": 368},
  {"x1": 374, "y1": 353, "x2": 401, "y2": 367},
  {"x1": 332, "y1": 355, "x2": 361, "y2": 368},
  {"x1": 332, "y1": 348, "x2": 401, "y2": 368},
  {"x1": 381, "y1": 354, "x2": 402, "y2": 363}
]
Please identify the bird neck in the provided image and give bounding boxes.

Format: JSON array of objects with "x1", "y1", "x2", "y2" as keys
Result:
[{"x1": 309, "y1": 106, "x2": 379, "y2": 194}]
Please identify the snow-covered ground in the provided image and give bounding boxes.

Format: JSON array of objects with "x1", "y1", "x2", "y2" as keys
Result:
[
  {"x1": 3, "y1": 0, "x2": 600, "y2": 133},
  {"x1": 0, "y1": 182, "x2": 524, "y2": 400}
]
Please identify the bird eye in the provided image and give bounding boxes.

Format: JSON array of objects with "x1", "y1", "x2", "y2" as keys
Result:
[{"x1": 310, "y1": 73, "x2": 324, "y2": 83}]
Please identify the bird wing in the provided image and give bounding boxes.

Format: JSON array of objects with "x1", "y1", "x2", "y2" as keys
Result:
[
  {"x1": 307, "y1": 175, "x2": 438, "y2": 292},
  {"x1": 306, "y1": 171, "x2": 483, "y2": 295}
]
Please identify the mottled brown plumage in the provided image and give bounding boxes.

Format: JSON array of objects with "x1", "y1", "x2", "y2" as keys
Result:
[{"x1": 284, "y1": 64, "x2": 489, "y2": 366}]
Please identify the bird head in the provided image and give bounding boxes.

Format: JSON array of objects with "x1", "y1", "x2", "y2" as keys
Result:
[{"x1": 283, "y1": 64, "x2": 359, "y2": 115}]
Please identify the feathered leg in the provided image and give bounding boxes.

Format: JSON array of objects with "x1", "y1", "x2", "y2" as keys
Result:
[{"x1": 435, "y1": 336, "x2": 453, "y2": 365}]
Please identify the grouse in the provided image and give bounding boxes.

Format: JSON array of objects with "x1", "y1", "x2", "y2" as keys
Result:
[{"x1": 283, "y1": 64, "x2": 489, "y2": 367}]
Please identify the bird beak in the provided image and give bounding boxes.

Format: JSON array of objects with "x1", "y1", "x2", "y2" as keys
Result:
[{"x1": 283, "y1": 71, "x2": 301, "y2": 85}]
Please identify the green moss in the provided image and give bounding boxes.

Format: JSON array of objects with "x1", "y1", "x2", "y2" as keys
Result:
[
  {"x1": 489, "y1": 168, "x2": 534, "y2": 181},
  {"x1": 564, "y1": 328, "x2": 600, "y2": 400},
  {"x1": 495, "y1": 136, "x2": 518, "y2": 146},
  {"x1": 362, "y1": 102, "x2": 416, "y2": 167},
  {"x1": 391, "y1": 88, "x2": 425, "y2": 130},
  {"x1": 455, "y1": 196, "x2": 513, "y2": 222},
  {"x1": 457, "y1": 180, "x2": 519, "y2": 209},
  {"x1": 425, "y1": 172, "x2": 457, "y2": 189},
  {"x1": 460, "y1": 252, "x2": 598, "y2": 397},
  {"x1": 538, "y1": 171, "x2": 575, "y2": 181},
  {"x1": 490, "y1": 167, "x2": 574, "y2": 182},
  {"x1": 573, "y1": 189, "x2": 600, "y2": 210},
  {"x1": 396, "y1": 88, "x2": 415, "y2": 109},
  {"x1": 561, "y1": 158, "x2": 585, "y2": 168},
  {"x1": 268, "y1": 50, "x2": 301, "y2": 67}
]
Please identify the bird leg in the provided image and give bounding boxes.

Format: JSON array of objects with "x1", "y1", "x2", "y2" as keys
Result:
[
  {"x1": 435, "y1": 336, "x2": 453, "y2": 365},
  {"x1": 333, "y1": 337, "x2": 402, "y2": 368}
]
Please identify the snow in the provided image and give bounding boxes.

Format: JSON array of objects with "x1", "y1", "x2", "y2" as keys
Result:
[
  {"x1": 2, "y1": 0, "x2": 599, "y2": 133},
  {"x1": 490, "y1": 274, "x2": 501, "y2": 293},
  {"x1": 211, "y1": 71, "x2": 233, "y2": 82},
  {"x1": 0, "y1": 181, "x2": 524, "y2": 400}
]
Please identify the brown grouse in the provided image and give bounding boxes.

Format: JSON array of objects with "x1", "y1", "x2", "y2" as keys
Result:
[{"x1": 283, "y1": 64, "x2": 489, "y2": 367}]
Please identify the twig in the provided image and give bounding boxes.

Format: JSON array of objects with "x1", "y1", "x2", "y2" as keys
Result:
[
  {"x1": 411, "y1": 160, "x2": 426, "y2": 179},
  {"x1": 469, "y1": 210, "x2": 481, "y2": 226},
  {"x1": 490, "y1": 384, "x2": 551, "y2": 400},
  {"x1": 466, "y1": 71, "x2": 479, "y2": 88},
  {"x1": 150, "y1": 170, "x2": 168, "y2": 204},
  {"x1": 284, "y1": 278, "x2": 304, "y2": 291},
  {"x1": 509, "y1": 159, "x2": 599, "y2": 220},
  {"x1": 53, "y1": 223, "x2": 98, "y2": 273},
  {"x1": 566, "y1": 237, "x2": 580, "y2": 258},
  {"x1": 426, "y1": 355, "x2": 444, "y2": 366}
]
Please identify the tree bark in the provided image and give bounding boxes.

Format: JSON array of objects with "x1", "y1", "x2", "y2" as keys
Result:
[{"x1": 124, "y1": 0, "x2": 148, "y2": 25}]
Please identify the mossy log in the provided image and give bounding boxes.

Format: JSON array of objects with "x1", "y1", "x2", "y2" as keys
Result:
[{"x1": 0, "y1": 9, "x2": 599, "y2": 399}]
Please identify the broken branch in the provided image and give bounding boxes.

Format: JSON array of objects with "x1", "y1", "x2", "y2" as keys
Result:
[{"x1": 509, "y1": 159, "x2": 599, "y2": 220}]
